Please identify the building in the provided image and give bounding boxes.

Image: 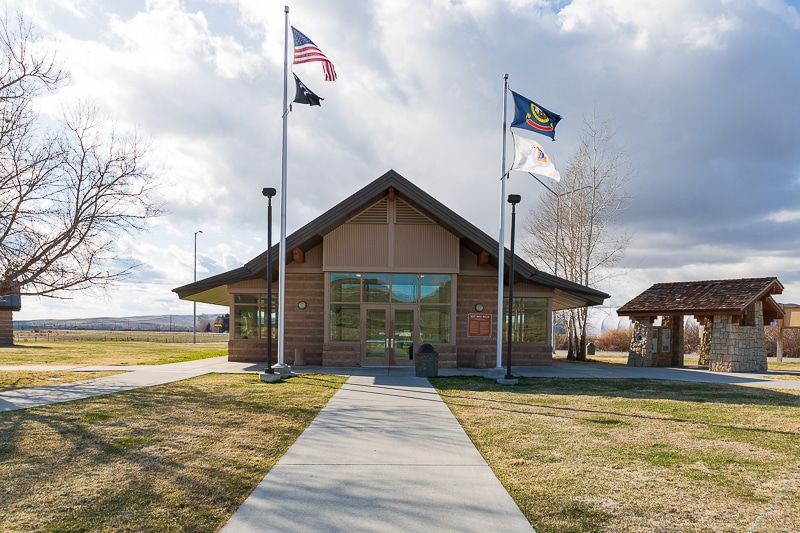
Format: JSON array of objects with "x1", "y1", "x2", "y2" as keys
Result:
[
  {"x1": 0, "y1": 286, "x2": 21, "y2": 346},
  {"x1": 173, "y1": 170, "x2": 608, "y2": 367},
  {"x1": 617, "y1": 277, "x2": 783, "y2": 372}
]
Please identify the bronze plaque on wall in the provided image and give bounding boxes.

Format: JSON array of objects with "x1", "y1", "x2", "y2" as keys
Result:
[{"x1": 468, "y1": 313, "x2": 492, "y2": 337}]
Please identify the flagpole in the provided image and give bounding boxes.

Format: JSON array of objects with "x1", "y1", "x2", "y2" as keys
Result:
[
  {"x1": 276, "y1": 5, "x2": 289, "y2": 370},
  {"x1": 496, "y1": 74, "x2": 509, "y2": 369}
]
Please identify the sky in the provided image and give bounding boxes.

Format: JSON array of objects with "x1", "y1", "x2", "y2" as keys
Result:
[{"x1": 6, "y1": 0, "x2": 800, "y2": 327}]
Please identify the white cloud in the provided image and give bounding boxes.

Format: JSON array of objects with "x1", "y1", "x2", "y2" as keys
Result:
[
  {"x1": 764, "y1": 209, "x2": 800, "y2": 223},
  {"x1": 9, "y1": 0, "x2": 800, "y2": 320}
]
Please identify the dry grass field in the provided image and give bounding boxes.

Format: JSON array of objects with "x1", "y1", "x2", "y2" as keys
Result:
[
  {"x1": 0, "y1": 373, "x2": 345, "y2": 532},
  {"x1": 0, "y1": 341, "x2": 227, "y2": 367},
  {"x1": 434, "y1": 376, "x2": 800, "y2": 533}
]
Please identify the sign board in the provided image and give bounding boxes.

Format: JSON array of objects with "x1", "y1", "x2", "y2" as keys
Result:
[
  {"x1": 662, "y1": 328, "x2": 671, "y2": 353},
  {"x1": 0, "y1": 293, "x2": 21, "y2": 311},
  {"x1": 468, "y1": 313, "x2": 492, "y2": 337}
]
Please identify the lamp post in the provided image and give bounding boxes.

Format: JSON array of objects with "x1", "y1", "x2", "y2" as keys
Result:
[
  {"x1": 193, "y1": 230, "x2": 202, "y2": 344},
  {"x1": 262, "y1": 188, "x2": 277, "y2": 373},
  {"x1": 505, "y1": 194, "x2": 521, "y2": 380}
]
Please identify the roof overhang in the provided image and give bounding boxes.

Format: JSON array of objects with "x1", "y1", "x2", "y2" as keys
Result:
[{"x1": 173, "y1": 170, "x2": 609, "y2": 309}]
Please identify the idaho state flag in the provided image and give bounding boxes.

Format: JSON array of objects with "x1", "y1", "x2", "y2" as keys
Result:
[{"x1": 510, "y1": 90, "x2": 561, "y2": 140}]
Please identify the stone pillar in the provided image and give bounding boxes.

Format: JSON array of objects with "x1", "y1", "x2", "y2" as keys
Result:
[
  {"x1": 708, "y1": 303, "x2": 767, "y2": 372},
  {"x1": 0, "y1": 310, "x2": 13, "y2": 346},
  {"x1": 709, "y1": 315, "x2": 732, "y2": 372},
  {"x1": 698, "y1": 318, "x2": 712, "y2": 366},
  {"x1": 627, "y1": 318, "x2": 651, "y2": 367}
]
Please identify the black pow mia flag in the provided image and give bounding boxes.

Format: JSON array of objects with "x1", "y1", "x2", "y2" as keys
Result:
[{"x1": 293, "y1": 73, "x2": 324, "y2": 106}]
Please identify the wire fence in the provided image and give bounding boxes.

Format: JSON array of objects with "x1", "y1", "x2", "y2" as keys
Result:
[{"x1": 12, "y1": 330, "x2": 229, "y2": 344}]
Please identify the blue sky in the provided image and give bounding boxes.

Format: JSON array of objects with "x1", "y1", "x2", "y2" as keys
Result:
[{"x1": 7, "y1": 0, "x2": 800, "y2": 323}]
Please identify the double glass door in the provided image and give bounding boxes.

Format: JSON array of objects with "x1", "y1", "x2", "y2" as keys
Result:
[{"x1": 363, "y1": 305, "x2": 416, "y2": 366}]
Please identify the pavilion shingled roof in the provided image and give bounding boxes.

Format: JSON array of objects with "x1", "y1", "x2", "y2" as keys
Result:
[{"x1": 617, "y1": 277, "x2": 784, "y2": 319}]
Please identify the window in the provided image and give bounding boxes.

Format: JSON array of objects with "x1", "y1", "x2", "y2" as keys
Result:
[
  {"x1": 328, "y1": 273, "x2": 453, "y2": 343},
  {"x1": 232, "y1": 294, "x2": 277, "y2": 340},
  {"x1": 330, "y1": 304, "x2": 360, "y2": 341},
  {"x1": 420, "y1": 275, "x2": 451, "y2": 303},
  {"x1": 363, "y1": 274, "x2": 390, "y2": 302},
  {"x1": 391, "y1": 274, "x2": 418, "y2": 303},
  {"x1": 330, "y1": 273, "x2": 361, "y2": 302},
  {"x1": 503, "y1": 297, "x2": 548, "y2": 344},
  {"x1": 420, "y1": 306, "x2": 450, "y2": 343}
]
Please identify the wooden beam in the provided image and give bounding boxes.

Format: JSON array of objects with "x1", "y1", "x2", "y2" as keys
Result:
[
  {"x1": 292, "y1": 247, "x2": 305, "y2": 264},
  {"x1": 477, "y1": 250, "x2": 490, "y2": 266}
]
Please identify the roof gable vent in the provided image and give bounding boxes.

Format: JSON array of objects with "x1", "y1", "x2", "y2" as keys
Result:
[
  {"x1": 395, "y1": 198, "x2": 433, "y2": 224},
  {"x1": 350, "y1": 198, "x2": 388, "y2": 224}
]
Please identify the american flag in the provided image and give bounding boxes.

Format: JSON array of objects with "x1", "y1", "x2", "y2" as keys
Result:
[{"x1": 291, "y1": 26, "x2": 337, "y2": 81}]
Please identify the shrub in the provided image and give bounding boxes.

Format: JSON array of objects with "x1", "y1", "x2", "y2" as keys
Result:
[{"x1": 595, "y1": 328, "x2": 632, "y2": 352}]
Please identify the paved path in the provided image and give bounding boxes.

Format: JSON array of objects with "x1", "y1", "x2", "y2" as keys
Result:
[
  {"x1": 0, "y1": 356, "x2": 266, "y2": 412},
  {"x1": 220, "y1": 372, "x2": 534, "y2": 533}
]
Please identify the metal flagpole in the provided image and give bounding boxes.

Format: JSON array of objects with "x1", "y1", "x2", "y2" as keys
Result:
[
  {"x1": 496, "y1": 74, "x2": 509, "y2": 369},
  {"x1": 276, "y1": 5, "x2": 290, "y2": 369}
]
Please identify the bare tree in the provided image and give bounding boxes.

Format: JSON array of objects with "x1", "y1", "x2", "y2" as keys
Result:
[
  {"x1": 522, "y1": 112, "x2": 633, "y2": 360},
  {"x1": 0, "y1": 14, "x2": 161, "y2": 302}
]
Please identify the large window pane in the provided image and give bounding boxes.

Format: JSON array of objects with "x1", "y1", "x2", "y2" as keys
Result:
[
  {"x1": 503, "y1": 297, "x2": 548, "y2": 344},
  {"x1": 420, "y1": 305, "x2": 450, "y2": 343},
  {"x1": 363, "y1": 274, "x2": 390, "y2": 302},
  {"x1": 234, "y1": 305, "x2": 259, "y2": 339},
  {"x1": 392, "y1": 274, "x2": 418, "y2": 303},
  {"x1": 330, "y1": 304, "x2": 360, "y2": 341},
  {"x1": 330, "y1": 273, "x2": 361, "y2": 302},
  {"x1": 258, "y1": 296, "x2": 277, "y2": 339},
  {"x1": 420, "y1": 275, "x2": 451, "y2": 303}
]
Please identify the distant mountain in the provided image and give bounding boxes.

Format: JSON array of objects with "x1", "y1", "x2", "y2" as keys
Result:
[{"x1": 13, "y1": 314, "x2": 228, "y2": 332}]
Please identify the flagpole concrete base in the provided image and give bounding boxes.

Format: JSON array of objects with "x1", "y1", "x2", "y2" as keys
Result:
[
  {"x1": 259, "y1": 372, "x2": 282, "y2": 383},
  {"x1": 272, "y1": 363, "x2": 294, "y2": 377}
]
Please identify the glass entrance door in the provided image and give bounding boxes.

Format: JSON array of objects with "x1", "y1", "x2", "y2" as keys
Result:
[
  {"x1": 364, "y1": 308, "x2": 387, "y2": 365},
  {"x1": 363, "y1": 306, "x2": 416, "y2": 366},
  {"x1": 392, "y1": 308, "x2": 414, "y2": 366}
]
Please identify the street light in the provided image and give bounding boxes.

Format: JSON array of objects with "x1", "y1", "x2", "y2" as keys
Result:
[
  {"x1": 262, "y1": 187, "x2": 277, "y2": 373},
  {"x1": 505, "y1": 194, "x2": 521, "y2": 380},
  {"x1": 193, "y1": 230, "x2": 203, "y2": 344}
]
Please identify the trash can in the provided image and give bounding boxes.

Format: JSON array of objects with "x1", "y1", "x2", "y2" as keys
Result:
[
  {"x1": 587, "y1": 342, "x2": 596, "y2": 355},
  {"x1": 415, "y1": 343, "x2": 439, "y2": 377}
]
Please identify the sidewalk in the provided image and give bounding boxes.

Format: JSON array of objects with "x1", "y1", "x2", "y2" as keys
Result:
[
  {"x1": 220, "y1": 371, "x2": 534, "y2": 533},
  {"x1": 0, "y1": 356, "x2": 265, "y2": 412}
]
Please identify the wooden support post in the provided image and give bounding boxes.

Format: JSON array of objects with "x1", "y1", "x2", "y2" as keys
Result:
[{"x1": 777, "y1": 318, "x2": 784, "y2": 363}]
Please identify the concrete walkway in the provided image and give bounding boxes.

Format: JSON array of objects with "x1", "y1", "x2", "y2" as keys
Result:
[
  {"x1": 220, "y1": 372, "x2": 534, "y2": 533},
  {"x1": 0, "y1": 356, "x2": 266, "y2": 412}
]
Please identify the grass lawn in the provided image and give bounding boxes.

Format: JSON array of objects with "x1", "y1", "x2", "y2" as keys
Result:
[
  {"x1": 0, "y1": 341, "x2": 227, "y2": 366},
  {"x1": 0, "y1": 372, "x2": 345, "y2": 532},
  {"x1": 434, "y1": 377, "x2": 800, "y2": 533}
]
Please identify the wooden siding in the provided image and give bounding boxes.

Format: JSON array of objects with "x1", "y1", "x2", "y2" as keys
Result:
[
  {"x1": 394, "y1": 224, "x2": 458, "y2": 270},
  {"x1": 324, "y1": 223, "x2": 389, "y2": 269}
]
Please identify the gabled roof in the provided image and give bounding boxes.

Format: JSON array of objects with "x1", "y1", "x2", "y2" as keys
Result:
[
  {"x1": 173, "y1": 170, "x2": 609, "y2": 309},
  {"x1": 617, "y1": 277, "x2": 784, "y2": 321}
]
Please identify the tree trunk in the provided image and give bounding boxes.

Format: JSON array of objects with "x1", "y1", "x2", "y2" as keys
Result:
[{"x1": 567, "y1": 312, "x2": 576, "y2": 359}]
